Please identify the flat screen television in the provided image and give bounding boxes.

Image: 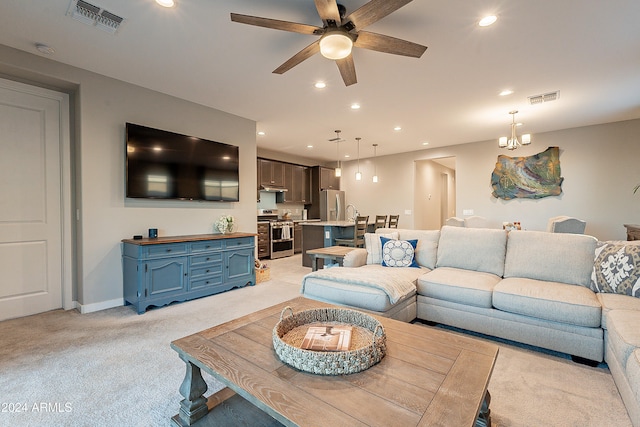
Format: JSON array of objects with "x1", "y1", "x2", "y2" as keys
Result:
[{"x1": 125, "y1": 123, "x2": 239, "y2": 201}]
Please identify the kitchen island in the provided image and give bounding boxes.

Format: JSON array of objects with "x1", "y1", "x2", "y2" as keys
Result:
[{"x1": 301, "y1": 221, "x2": 356, "y2": 268}]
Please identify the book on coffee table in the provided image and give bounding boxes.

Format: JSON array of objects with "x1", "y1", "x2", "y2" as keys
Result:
[{"x1": 301, "y1": 325, "x2": 352, "y2": 351}]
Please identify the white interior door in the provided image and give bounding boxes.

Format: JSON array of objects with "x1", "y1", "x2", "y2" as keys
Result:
[{"x1": 0, "y1": 79, "x2": 68, "y2": 321}]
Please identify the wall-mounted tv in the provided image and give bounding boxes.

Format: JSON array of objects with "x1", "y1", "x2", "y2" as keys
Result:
[{"x1": 125, "y1": 123, "x2": 239, "y2": 201}]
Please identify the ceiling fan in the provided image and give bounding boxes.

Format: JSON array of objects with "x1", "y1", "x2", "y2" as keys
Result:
[{"x1": 230, "y1": 0, "x2": 427, "y2": 86}]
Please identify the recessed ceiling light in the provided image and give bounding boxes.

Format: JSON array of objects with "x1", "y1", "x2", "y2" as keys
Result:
[
  {"x1": 35, "y1": 43, "x2": 55, "y2": 54},
  {"x1": 351, "y1": 103, "x2": 361, "y2": 110},
  {"x1": 499, "y1": 89, "x2": 513, "y2": 96},
  {"x1": 314, "y1": 81, "x2": 326, "y2": 89},
  {"x1": 422, "y1": 141, "x2": 429, "y2": 146},
  {"x1": 156, "y1": 0, "x2": 175, "y2": 7},
  {"x1": 307, "y1": 145, "x2": 313, "y2": 148},
  {"x1": 257, "y1": 131, "x2": 265, "y2": 136},
  {"x1": 394, "y1": 126, "x2": 402, "y2": 131},
  {"x1": 479, "y1": 15, "x2": 497, "y2": 27},
  {"x1": 344, "y1": 154, "x2": 350, "y2": 158}
]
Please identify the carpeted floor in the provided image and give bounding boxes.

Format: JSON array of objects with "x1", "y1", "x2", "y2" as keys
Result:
[{"x1": 0, "y1": 254, "x2": 633, "y2": 426}]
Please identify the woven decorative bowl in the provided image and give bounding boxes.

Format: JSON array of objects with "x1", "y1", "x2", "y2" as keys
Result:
[{"x1": 272, "y1": 306, "x2": 386, "y2": 375}]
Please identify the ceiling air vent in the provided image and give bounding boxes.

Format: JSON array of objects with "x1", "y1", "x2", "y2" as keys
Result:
[
  {"x1": 67, "y1": 0, "x2": 125, "y2": 34},
  {"x1": 528, "y1": 91, "x2": 560, "y2": 105}
]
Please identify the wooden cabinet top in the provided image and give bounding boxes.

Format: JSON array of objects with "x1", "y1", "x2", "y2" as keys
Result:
[{"x1": 122, "y1": 232, "x2": 257, "y2": 245}]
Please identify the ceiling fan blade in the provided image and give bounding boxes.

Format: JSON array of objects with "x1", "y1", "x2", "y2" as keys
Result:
[
  {"x1": 354, "y1": 31, "x2": 427, "y2": 58},
  {"x1": 344, "y1": 0, "x2": 413, "y2": 30},
  {"x1": 314, "y1": 0, "x2": 341, "y2": 26},
  {"x1": 230, "y1": 13, "x2": 321, "y2": 35},
  {"x1": 336, "y1": 55, "x2": 357, "y2": 86},
  {"x1": 273, "y1": 40, "x2": 321, "y2": 74}
]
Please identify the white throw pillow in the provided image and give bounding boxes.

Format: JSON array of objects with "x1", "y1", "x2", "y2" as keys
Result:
[{"x1": 365, "y1": 232, "x2": 399, "y2": 265}]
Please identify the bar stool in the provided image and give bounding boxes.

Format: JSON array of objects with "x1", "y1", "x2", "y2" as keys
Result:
[
  {"x1": 374, "y1": 215, "x2": 387, "y2": 230},
  {"x1": 335, "y1": 216, "x2": 369, "y2": 247},
  {"x1": 388, "y1": 215, "x2": 399, "y2": 228}
]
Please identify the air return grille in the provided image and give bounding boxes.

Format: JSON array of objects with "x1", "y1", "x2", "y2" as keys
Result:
[
  {"x1": 67, "y1": 0, "x2": 125, "y2": 34},
  {"x1": 528, "y1": 91, "x2": 560, "y2": 105}
]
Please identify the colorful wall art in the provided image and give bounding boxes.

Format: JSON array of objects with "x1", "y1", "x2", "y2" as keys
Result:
[{"x1": 491, "y1": 146, "x2": 563, "y2": 200}]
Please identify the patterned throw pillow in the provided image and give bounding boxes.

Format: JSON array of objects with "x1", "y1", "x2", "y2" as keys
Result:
[
  {"x1": 364, "y1": 232, "x2": 399, "y2": 265},
  {"x1": 380, "y1": 237, "x2": 419, "y2": 268},
  {"x1": 590, "y1": 241, "x2": 640, "y2": 297}
]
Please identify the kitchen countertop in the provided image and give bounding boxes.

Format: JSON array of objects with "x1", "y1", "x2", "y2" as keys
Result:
[{"x1": 301, "y1": 220, "x2": 356, "y2": 227}]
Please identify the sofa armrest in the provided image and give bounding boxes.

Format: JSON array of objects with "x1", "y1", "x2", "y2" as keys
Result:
[{"x1": 343, "y1": 248, "x2": 368, "y2": 267}]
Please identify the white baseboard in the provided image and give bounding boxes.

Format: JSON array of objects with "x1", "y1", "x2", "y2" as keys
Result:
[{"x1": 77, "y1": 298, "x2": 124, "y2": 314}]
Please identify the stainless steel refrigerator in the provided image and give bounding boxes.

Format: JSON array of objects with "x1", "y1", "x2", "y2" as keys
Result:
[{"x1": 319, "y1": 189, "x2": 346, "y2": 221}]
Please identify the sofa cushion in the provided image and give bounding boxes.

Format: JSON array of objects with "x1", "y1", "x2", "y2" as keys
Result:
[
  {"x1": 591, "y1": 240, "x2": 640, "y2": 297},
  {"x1": 416, "y1": 267, "x2": 500, "y2": 308},
  {"x1": 435, "y1": 225, "x2": 507, "y2": 277},
  {"x1": 493, "y1": 277, "x2": 602, "y2": 327},
  {"x1": 597, "y1": 293, "x2": 640, "y2": 329},
  {"x1": 365, "y1": 232, "x2": 399, "y2": 265},
  {"x1": 504, "y1": 230, "x2": 597, "y2": 287},
  {"x1": 381, "y1": 237, "x2": 419, "y2": 268},
  {"x1": 376, "y1": 228, "x2": 440, "y2": 269},
  {"x1": 606, "y1": 310, "x2": 640, "y2": 368},
  {"x1": 626, "y1": 349, "x2": 640, "y2": 406}
]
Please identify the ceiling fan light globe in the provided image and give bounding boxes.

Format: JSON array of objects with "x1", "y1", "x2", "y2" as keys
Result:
[
  {"x1": 498, "y1": 137, "x2": 508, "y2": 148},
  {"x1": 320, "y1": 33, "x2": 353, "y2": 60},
  {"x1": 522, "y1": 134, "x2": 531, "y2": 145}
]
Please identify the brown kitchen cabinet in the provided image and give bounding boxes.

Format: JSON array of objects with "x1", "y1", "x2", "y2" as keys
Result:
[
  {"x1": 259, "y1": 158, "x2": 285, "y2": 187},
  {"x1": 294, "y1": 222, "x2": 303, "y2": 253},
  {"x1": 257, "y1": 222, "x2": 270, "y2": 259}
]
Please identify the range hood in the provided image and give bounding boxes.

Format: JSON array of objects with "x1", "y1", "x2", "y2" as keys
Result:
[{"x1": 260, "y1": 185, "x2": 288, "y2": 192}]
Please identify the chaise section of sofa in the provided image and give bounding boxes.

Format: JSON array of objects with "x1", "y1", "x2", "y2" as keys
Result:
[{"x1": 300, "y1": 229, "x2": 440, "y2": 322}]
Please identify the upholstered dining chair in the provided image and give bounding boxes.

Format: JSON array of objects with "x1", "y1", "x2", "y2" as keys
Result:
[
  {"x1": 335, "y1": 216, "x2": 369, "y2": 247},
  {"x1": 388, "y1": 215, "x2": 399, "y2": 228},
  {"x1": 547, "y1": 216, "x2": 586, "y2": 234},
  {"x1": 374, "y1": 215, "x2": 388, "y2": 230},
  {"x1": 445, "y1": 217, "x2": 465, "y2": 227}
]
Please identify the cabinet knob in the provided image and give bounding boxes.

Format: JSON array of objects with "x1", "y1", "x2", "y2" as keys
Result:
[
  {"x1": 206, "y1": 269, "x2": 210, "y2": 273},
  {"x1": 166, "y1": 249, "x2": 172, "y2": 252}
]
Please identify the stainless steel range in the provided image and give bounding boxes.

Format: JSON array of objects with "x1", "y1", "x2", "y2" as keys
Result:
[{"x1": 257, "y1": 209, "x2": 294, "y2": 259}]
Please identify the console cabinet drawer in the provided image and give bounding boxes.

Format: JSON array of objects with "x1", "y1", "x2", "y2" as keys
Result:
[{"x1": 144, "y1": 243, "x2": 189, "y2": 258}]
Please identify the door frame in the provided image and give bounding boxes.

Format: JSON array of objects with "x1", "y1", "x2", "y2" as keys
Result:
[{"x1": 0, "y1": 77, "x2": 74, "y2": 311}]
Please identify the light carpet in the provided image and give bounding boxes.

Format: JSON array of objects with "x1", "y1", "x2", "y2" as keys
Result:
[{"x1": 0, "y1": 254, "x2": 632, "y2": 426}]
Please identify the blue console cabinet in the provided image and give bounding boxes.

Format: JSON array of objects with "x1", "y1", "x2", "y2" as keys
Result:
[{"x1": 122, "y1": 233, "x2": 256, "y2": 314}]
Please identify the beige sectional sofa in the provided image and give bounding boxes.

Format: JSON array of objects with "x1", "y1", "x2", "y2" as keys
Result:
[{"x1": 300, "y1": 225, "x2": 640, "y2": 425}]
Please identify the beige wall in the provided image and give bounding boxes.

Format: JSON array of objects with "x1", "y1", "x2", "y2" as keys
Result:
[
  {"x1": 414, "y1": 160, "x2": 456, "y2": 230},
  {"x1": 0, "y1": 45, "x2": 257, "y2": 310},
  {"x1": 340, "y1": 119, "x2": 640, "y2": 241}
]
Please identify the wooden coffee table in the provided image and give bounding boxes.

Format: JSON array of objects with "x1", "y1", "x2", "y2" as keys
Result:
[{"x1": 170, "y1": 297, "x2": 498, "y2": 427}]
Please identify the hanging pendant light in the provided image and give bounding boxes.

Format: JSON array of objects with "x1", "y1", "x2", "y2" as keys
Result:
[
  {"x1": 355, "y1": 137, "x2": 362, "y2": 181},
  {"x1": 372, "y1": 143, "x2": 379, "y2": 183},
  {"x1": 335, "y1": 141, "x2": 342, "y2": 177},
  {"x1": 498, "y1": 110, "x2": 531, "y2": 150}
]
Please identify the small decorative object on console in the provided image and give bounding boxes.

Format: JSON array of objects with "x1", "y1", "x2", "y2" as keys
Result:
[{"x1": 215, "y1": 215, "x2": 235, "y2": 234}]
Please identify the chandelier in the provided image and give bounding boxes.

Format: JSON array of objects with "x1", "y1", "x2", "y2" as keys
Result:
[{"x1": 498, "y1": 110, "x2": 531, "y2": 150}]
